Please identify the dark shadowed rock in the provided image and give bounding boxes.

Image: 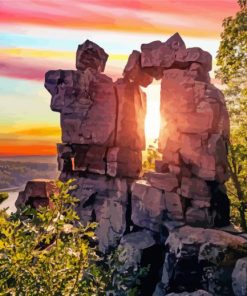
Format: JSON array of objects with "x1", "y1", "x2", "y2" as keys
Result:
[
  {"x1": 45, "y1": 70, "x2": 74, "y2": 112},
  {"x1": 83, "y1": 146, "x2": 107, "y2": 174},
  {"x1": 185, "y1": 207, "x2": 212, "y2": 226},
  {"x1": 164, "y1": 192, "x2": 184, "y2": 221},
  {"x1": 165, "y1": 291, "x2": 213, "y2": 296},
  {"x1": 57, "y1": 143, "x2": 74, "y2": 172},
  {"x1": 232, "y1": 257, "x2": 247, "y2": 296},
  {"x1": 161, "y1": 226, "x2": 247, "y2": 295},
  {"x1": 106, "y1": 147, "x2": 142, "y2": 178},
  {"x1": 76, "y1": 40, "x2": 108, "y2": 72},
  {"x1": 181, "y1": 177, "x2": 210, "y2": 199}
]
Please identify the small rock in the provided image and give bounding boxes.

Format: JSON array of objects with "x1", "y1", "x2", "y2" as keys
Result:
[
  {"x1": 76, "y1": 39, "x2": 108, "y2": 72},
  {"x1": 145, "y1": 172, "x2": 178, "y2": 192}
]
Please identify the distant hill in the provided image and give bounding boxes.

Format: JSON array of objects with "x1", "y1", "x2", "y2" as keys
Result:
[
  {"x1": 0, "y1": 155, "x2": 57, "y2": 164},
  {"x1": 0, "y1": 155, "x2": 58, "y2": 190}
]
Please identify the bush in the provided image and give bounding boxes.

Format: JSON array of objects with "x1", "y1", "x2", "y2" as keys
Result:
[
  {"x1": 0, "y1": 192, "x2": 9, "y2": 204},
  {"x1": 142, "y1": 145, "x2": 161, "y2": 172},
  {"x1": 0, "y1": 180, "x2": 147, "y2": 295}
]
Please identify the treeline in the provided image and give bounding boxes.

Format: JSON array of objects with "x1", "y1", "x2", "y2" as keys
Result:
[{"x1": 0, "y1": 161, "x2": 58, "y2": 190}]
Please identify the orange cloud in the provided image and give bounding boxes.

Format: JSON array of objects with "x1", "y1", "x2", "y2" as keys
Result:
[
  {"x1": 0, "y1": 145, "x2": 57, "y2": 156},
  {"x1": 14, "y1": 127, "x2": 61, "y2": 137}
]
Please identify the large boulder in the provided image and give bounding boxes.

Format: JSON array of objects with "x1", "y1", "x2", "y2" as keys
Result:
[
  {"x1": 123, "y1": 50, "x2": 153, "y2": 87},
  {"x1": 118, "y1": 230, "x2": 156, "y2": 269},
  {"x1": 16, "y1": 179, "x2": 57, "y2": 209},
  {"x1": 159, "y1": 226, "x2": 247, "y2": 295}
]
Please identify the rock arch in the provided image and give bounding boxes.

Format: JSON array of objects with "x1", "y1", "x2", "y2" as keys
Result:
[
  {"x1": 44, "y1": 33, "x2": 230, "y2": 252},
  {"x1": 15, "y1": 32, "x2": 247, "y2": 296}
]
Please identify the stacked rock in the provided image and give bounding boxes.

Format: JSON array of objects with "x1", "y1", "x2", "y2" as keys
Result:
[
  {"x1": 26, "y1": 33, "x2": 247, "y2": 295},
  {"x1": 44, "y1": 32, "x2": 233, "y2": 253},
  {"x1": 124, "y1": 33, "x2": 230, "y2": 230},
  {"x1": 44, "y1": 40, "x2": 146, "y2": 252}
]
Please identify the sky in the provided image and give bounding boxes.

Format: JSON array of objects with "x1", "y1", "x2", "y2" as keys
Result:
[{"x1": 0, "y1": 0, "x2": 239, "y2": 156}]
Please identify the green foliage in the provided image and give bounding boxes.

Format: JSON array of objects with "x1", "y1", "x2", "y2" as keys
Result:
[
  {"x1": 216, "y1": 1, "x2": 247, "y2": 230},
  {"x1": 0, "y1": 180, "x2": 148, "y2": 295},
  {"x1": 104, "y1": 250, "x2": 149, "y2": 296},
  {"x1": 142, "y1": 145, "x2": 161, "y2": 172},
  {"x1": 0, "y1": 192, "x2": 9, "y2": 204}
]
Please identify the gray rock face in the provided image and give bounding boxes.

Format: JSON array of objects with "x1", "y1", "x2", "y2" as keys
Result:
[
  {"x1": 131, "y1": 180, "x2": 165, "y2": 231},
  {"x1": 232, "y1": 257, "x2": 247, "y2": 296},
  {"x1": 73, "y1": 175, "x2": 128, "y2": 252},
  {"x1": 118, "y1": 230, "x2": 156, "y2": 269}
]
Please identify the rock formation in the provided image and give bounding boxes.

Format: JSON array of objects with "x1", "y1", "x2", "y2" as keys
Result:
[{"x1": 17, "y1": 33, "x2": 247, "y2": 295}]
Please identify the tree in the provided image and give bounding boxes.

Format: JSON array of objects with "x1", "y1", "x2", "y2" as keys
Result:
[
  {"x1": 0, "y1": 192, "x2": 8, "y2": 204},
  {"x1": 0, "y1": 180, "x2": 147, "y2": 295},
  {"x1": 216, "y1": 0, "x2": 247, "y2": 230},
  {"x1": 142, "y1": 144, "x2": 162, "y2": 172}
]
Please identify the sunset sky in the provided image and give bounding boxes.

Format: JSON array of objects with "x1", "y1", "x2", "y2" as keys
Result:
[{"x1": 0, "y1": 0, "x2": 239, "y2": 156}]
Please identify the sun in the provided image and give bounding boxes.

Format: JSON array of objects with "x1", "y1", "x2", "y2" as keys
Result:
[{"x1": 143, "y1": 83, "x2": 161, "y2": 148}]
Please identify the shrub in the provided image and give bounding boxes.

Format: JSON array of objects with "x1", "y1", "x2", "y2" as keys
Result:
[{"x1": 0, "y1": 180, "x2": 147, "y2": 295}]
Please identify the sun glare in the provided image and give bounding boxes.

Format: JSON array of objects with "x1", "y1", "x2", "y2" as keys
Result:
[{"x1": 143, "y1": 83, "x2": 161, "y2": 148}]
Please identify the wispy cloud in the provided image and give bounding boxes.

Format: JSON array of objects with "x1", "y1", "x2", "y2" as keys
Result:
[{"x1": 0, "y1": 0, "x2": 239, "y2": 38}]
